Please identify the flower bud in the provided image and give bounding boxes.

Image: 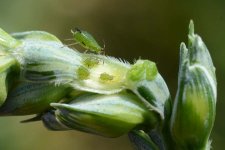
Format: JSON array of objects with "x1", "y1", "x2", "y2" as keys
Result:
[
  {"x1": 170, "y1": 21, "x2": 216, "y2": 149},
  {"x1": 50, "y1": 92, "x2": 159, "y2": 138},
  {"x1": 126, "y1": 60, "x2": 171, "y2": 120},
  {"x1": 0, "y1": 82, "x2": 71, "y2": 115}
]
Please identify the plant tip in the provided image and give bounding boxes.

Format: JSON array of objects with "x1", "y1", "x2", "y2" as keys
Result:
[{"x1": 189, "y1": 20, "x2": 195, "y2": 36}]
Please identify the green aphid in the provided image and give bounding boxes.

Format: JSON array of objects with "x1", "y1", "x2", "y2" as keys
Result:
[
  {"x1": 83, "y1": 57, "x2": 100, "y2": 68},
  {"x1": 77, "y1": 67, "x2": 90, "y2": 80},
  {"x1": 71, "y1": 28, "x2": 103, "y2": 54},
  {"x1": 100, "y1": 72, "x2": 114, "y2": 81}
]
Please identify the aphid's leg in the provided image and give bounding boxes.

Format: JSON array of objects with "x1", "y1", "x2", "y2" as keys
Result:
[
  {"x1": 84, "y1": 49, "x2": 90, "y2": 54},
  {"x1": 64, "y1": 38, "x2": 74, "y2": 41},
  {"x1": 61, "y1": 42, "x2": 79, "y2": 48},
  {"x1": 98, "y1": 40, "x2": 106, "y2": 55},
  {"x1": 96, "y1": 54, "x2": 104, "y2": 65},
  {"x1": 67, "y1": 42, "x2": 79, "y2": 46},
  {"x1": 102, "y1": 40, "x2": 106, "y2": 50},
  {"x1": 96, "y1": 51, "x2": 105, "y2": 57}
]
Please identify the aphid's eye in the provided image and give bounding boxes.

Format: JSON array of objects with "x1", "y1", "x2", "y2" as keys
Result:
[{"x1": 75, "y1": 27, "x2": 82, "y2": 33}]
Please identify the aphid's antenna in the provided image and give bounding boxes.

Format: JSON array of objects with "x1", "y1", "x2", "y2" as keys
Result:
[
  {"x1": 75, "y1": 27, "x2": 82, "y2": 33},
  {"x1": 71, "y1": 29, "x2": 75, "y2": 34},
  {"x1": 100, "y1": 39, "x2": 106, "y2": 56},
  {"x1": 102, "y1": 39, "x2": 106, "y2": 50}
]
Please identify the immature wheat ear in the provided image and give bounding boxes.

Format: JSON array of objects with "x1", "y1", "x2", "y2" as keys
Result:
[
  {"x1": 170, "y1": 20, "x2": 216, "y2": 150},
  {"x1": 0, "y1": 20, "x2": 217, "y2": 150}
]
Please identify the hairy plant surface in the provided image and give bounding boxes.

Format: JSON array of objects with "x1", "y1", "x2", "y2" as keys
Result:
[{"x1": 0, "y1": 21, "x2": 216, "y2": 150}]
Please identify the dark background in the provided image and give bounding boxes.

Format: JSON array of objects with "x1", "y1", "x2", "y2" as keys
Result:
[{"x1": 0, "y1": 0, "x2": 224, "y2": 149}]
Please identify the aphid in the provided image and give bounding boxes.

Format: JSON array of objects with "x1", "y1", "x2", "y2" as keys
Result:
[
  {"x1": 100, "y1": 72, "x2": 114, "y2": 81},
  {"x1": 71, "y1": 28, "x2": 104, "y2": 54},
  {"x1": 77, "y1": 66, "x2": 90, "y2": 80},
  {"x1": 83, "y1": 57, "x2": 100, "y2": 68}
]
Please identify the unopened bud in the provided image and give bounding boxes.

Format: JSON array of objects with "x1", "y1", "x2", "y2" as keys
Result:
[{"x1": 170, "y1": 21, "x2": 216, "y2": 150}]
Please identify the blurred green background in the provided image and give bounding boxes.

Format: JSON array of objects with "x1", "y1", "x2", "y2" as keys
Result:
[{"x1": 0, "y1": 0, "x2": 224, "y2": 149}]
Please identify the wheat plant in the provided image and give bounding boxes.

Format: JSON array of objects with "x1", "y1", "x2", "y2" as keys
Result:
[{"x1": 0, "y1": 20, "x2": 216, "y2": 150}]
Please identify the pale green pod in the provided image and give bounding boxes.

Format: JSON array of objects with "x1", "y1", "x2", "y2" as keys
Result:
[
  {"x1": 50, "y1": 92, "x2": 159, "y2": 138},
  {"x1": 170, "y1": 21, "x2": 216, "y2": 150},
  {"x1": 0, "y1": 82, "x2": 71, "y2": 115},
  {"x1": 126, "y1": 60, "x2": 171, "y2": 120}
]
